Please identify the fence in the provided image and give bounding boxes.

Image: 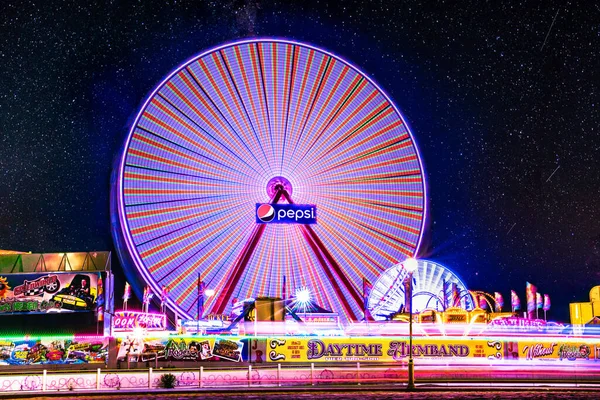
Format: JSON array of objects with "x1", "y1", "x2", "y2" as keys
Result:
[
  {"x1": 1, "y1": 361, "x2": 599, "y2": 393},
  {"x1": 0, "y1": 363, "x2": 401, "y2": 392}
]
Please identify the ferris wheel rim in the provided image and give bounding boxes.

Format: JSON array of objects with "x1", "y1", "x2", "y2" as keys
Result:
[{"x1": 114, "y1": 38, "x2": 429, "y2": 320}]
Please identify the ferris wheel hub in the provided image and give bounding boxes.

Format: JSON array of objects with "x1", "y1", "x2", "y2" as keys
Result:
[{"x1": 266, "y1": 176, "x2": 293, "y2": 199}]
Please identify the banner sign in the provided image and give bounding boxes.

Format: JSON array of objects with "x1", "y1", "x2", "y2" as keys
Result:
[
  {"x1": 506, "y1": 340, "x2": 597, "y2": 361},
  {"x1": 0, "y1": 336, "x2": 108, "y2": 365},
  {"x1": 266, "y1": 337, "x2": 600, "y2": 363},
  {"x1": 113, "y1": 311, "x2": 167, "y2": 331},
  {"x1": 256, "y1": 203, "x2": 317, "y2": 224},
  {"x1": 488, "y1": 317, "x2": 546, "y2": 331},
  {"x1": 0, "y1": 273, "x2": 102, "y2": 314},
  {"x1": 116, "y1": 336, "x2": 246, "y2": 363}
]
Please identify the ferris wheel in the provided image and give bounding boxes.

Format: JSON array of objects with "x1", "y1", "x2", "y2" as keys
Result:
[
  {"x1": 112, "y1": 39, "x2": 427, "y2": 323},
  {"x1": 367, "y1": 259, "x2": 474, "y2": 321}
]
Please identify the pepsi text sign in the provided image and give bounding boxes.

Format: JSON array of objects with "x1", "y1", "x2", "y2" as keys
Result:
[{"x1": 256, "y1": 203, "x2": 317, "y2": 224}]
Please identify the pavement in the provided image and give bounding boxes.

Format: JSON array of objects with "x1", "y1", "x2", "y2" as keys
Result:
[{"x1": 2, "y1": 383, "x2": 600, "y2": 398}]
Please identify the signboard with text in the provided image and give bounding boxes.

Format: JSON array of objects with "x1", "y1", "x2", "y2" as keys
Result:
[
  {"x1": 0, "y1": 336, "x2": 108, "y2": 365},
  {"x1": 116, "y1": 336, "x2": 247, "y2": 363},
  {"x1": 113, "y1": 311, "x2": 167, "y2": 331},
  {"x1": 0, "y1": 272, "x2": 102, "y2": 315},
  {"x1": 265, "y1": 337, "x2": 600, "y2": 363}
]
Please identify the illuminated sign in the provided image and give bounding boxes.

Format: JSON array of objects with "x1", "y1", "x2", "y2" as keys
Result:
[
  {"x1": 388, "y1": 341, "x2": 469, "y2": 359},
  {"x1": 489, "y1": 316, "x2": 546, "y2": 331},
  {"x1": 256, "y1": 204, "x2": 317, "y2": 224},
  {"x1": 0, "y1": 272, "x2": 102, "y2": 315},
  {"x1": 522, "y1": 342, "x2": 557, "y2": 360},
  {"x1": 0, "y1": 336, "x2": 108, "y2": 366},
  {"x1": 113, "y1": 311, "x2": 167, "y2": 331},
  {"x1": 116, "y1": 336, "x2": 245, "y2": 363},
  {"x1": 267, "y1": 338, "x2": 498, "y2": 362}
]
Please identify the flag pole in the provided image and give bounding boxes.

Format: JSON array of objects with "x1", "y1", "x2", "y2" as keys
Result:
[{"x1": 197, "y1": 273, "x2": 201, "y2": 335}]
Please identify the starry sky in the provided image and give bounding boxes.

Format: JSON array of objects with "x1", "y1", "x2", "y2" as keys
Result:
[{"x1": 1, "y1": 1, "x2": 598, "y2": 321}]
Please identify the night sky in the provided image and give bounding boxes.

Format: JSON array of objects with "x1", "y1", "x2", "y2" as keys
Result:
[{"x1": 1, "y1": 1, "x2": 598, "y2": 321}]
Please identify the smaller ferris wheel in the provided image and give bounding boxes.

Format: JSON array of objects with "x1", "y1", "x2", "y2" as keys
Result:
[{"x1": 367, "y1": 259, "x2": 474, "y2": 321}]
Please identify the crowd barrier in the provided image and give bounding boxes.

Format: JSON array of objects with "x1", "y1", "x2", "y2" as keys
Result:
[{"x1": 1, "y1": 361, "x2": 600, "y2": 393}]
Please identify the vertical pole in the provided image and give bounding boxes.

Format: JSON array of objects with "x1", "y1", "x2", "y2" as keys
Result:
[
  {"x1": 311, "y1": 362, "x2": 315, "y2": 386},
  {"x1": 196, "y1": 272, "x2": 204, "y2": 335},
  {"x1": 407, "y1": 270, "x2": 415, "y2": 391},
  {"x1": 42, "y1": 369, "x2": 47, "y2": 392},
  {"x1": 96, "y1": 368, "x2": 101, "y2": 390},
  {"x1": 277, "y1": 363, "x2": 281, "y2": 387},
  {"x1": 356, "y1": 361, "x2": 361, "y2": 385},
  {"x1": 248, "y1": 364, "x2": 252, "y2": 387},
  {"x1": 199, "y1": 366, "x2": 203, "y2": 388},
  {"x1": 148, "y1": 367, "x2": 152, "y2": 389}
]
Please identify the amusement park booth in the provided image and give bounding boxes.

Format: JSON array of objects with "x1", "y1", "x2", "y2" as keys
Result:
[{"x1": 0, "y1": 251, "x2": 114, "y2": 368}]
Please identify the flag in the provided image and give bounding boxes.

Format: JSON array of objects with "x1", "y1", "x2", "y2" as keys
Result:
[
  {"x1": 536, "y1": 292, "x2": 543, "y2": 309},
  {"x1": 526, "y1": 282, "x2": 537, "y2": 318},
  {"x1": 161, "y1": 286, "x2": 168, "y2": 302},
  {"x1": 123, "y1": 282, "x2": 131, "y2": 302},
  {"x1": 198, "y1": 279, "x2": 205, "y2": 320},
  {"x1": 282, "y1": 275, "x2": 287, "y2": 301},
  {"x1": 478, "y1": 295, "x2": 487, "y2": 310},
  {"x1": 494, "y1": 292, "x2": 504, "y2": 311},
  {"x1": 363, "y1": 277, "x2": 373, "y2": 320},
  {"x1": 543, "y1": 294, "x2": 551, "y2": 311},
  {"x1": 450, "y1": 283, "x2": 460, "y2": 307},
  {"x1": 143, "y1": 286, "x2": 153, "y2": 304},
  {"x1": 96, "y1": 273, "x2": 104, "y2": 322},
  {"x1": 442, "y1": 281, "x2": 447, "y2": 308},
  {"x1": 526, "y1": 282, "x2": 537, "y2": 313},
  {"x1": 511, "y1": 290, "x2": 520, "y2": 310}
]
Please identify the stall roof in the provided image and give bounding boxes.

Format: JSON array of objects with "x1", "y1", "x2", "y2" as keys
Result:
[{"x1": 0, "y1": 251, "x2": 111, "y2": 273}]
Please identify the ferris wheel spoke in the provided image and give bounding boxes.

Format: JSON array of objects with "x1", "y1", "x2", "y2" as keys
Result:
[
  {"x1": 308, "y1": 135, "x2": 413, "y2": 179},
  {"x1": 160, "y1": 73, "x2": 269, "y2": 178},
  {"x1": 254, "y1": 43, "x2": 277, "y2": 162},
  {"x1": 315, "y1": 103, "x2": 398, "y2": 166},
  {"x1": 278, "y1": 44, "x2": 297, "y2": 175},
  {"x1": 191, "y1": 56, "x2": 272, "y2": 176},
  {"x1": 309, "y1": 112, "x2": 405, "y2": 170},
  {"x1": 289, "y1": 69, "x2": 363, "y2": 171},
  {"x1": 217, "y1": 50, "x2": 274, "y2": 171},
  {"x1": 155, "y1": 89, "x2": 269, "y2": 178},
  {"x1": 291, "y1": 79, "x2": 380, "y2": 172},
  {"x1": 289, "y1": 55, "x2": 333, "y2": 162}
]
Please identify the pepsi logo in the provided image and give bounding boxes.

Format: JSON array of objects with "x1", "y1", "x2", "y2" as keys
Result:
[{"x1": 256, "y1": 204, "x2": 275, "y2": 222}]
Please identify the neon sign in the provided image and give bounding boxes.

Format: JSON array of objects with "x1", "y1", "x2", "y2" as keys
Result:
[
  {"x1": 256, "y1": 204, "x2": 317, "y2": 224},
  {"x1": 113, "y1": 311, "x2": 166, "y2": 331}
]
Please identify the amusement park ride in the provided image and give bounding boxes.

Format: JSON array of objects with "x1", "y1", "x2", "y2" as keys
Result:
[
  {"x1": 111, "y1": 38, "x2": 428, "y2": 325},
  {"x1": 109, "y1": 38, "x2": 592, "y2": 335},
  {"x1": 2, "y1": 39, "x2": 598, "y2": 371}
]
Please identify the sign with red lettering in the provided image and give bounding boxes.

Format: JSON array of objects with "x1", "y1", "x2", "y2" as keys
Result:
[{"x1": 113, "y1": 311, "x2": 167, "y2": 331}]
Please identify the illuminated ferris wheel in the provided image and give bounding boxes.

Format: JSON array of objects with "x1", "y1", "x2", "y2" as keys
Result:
[
  {"x1": 112, "y1": 39, "x2": 427, "y2": 323},
  {"x1": 367, "y1": 259, "x2": 474, "y2": 321}
]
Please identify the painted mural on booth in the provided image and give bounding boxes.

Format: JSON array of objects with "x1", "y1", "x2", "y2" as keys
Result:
[
  {"x1": 116, "y1": 336, "x2": 246, "y2": 363},
  {"x1": 0, "y1": 337, "x2": 108, "y2": 365},
  {"x1": 0, "y1": 272, "x2": 103, "y2": 314},
  {"x1": 265, "y1": 337, "x2": 600, "y2": 363}
]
